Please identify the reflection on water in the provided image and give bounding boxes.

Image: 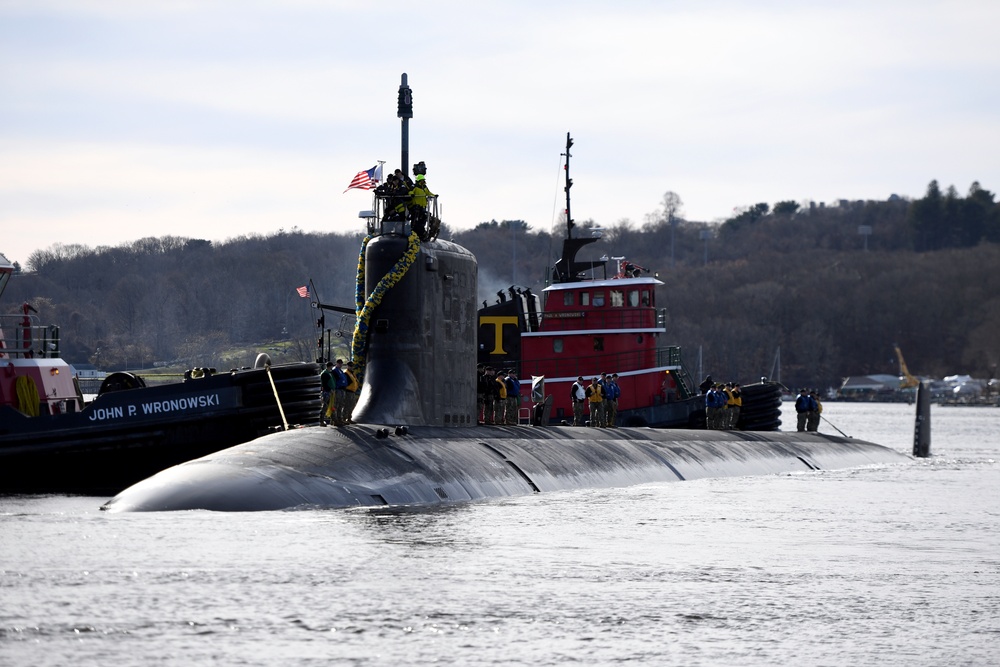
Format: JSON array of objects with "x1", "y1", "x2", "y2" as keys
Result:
[{"x1": 347, "y1": 502, "x2": 484, "y2": 549}]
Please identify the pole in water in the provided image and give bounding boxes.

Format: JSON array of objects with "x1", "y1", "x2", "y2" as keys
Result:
[{"x1": 913, "y1": 381, "x2": 931, "y2": 457}]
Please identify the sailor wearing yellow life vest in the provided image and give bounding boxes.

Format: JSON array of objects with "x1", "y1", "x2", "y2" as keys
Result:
[
  {"x1": 586, "y1": 376, "x2": 604, "y2": 427},
  {"x1": 343, "y1": 361, "x2": 360, "y2": 425},
  {"x1": 493, "y1": 368, "x2": 508, "y2": 424},
  {"x1": 407, "y1": 174, "x2": 435, "y2": 240},
  {"x1": 726, "y1": 382, "x2": 742, "y2": 429}
]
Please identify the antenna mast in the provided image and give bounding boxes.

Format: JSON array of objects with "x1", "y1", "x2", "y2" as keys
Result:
[
  {"x1": 562, "y1": 132, "x2": 574, "y2": 239},
  {"x1": 397, "y1": 73, "x2": 413, "y2": 176}
]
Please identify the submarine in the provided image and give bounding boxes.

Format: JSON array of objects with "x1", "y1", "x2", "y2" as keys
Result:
[{"x1": 102, "y1": 75, "x2": 910, "y2": 513}]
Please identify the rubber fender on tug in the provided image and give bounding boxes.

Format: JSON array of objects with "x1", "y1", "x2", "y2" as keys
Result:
[
  {"x1": 237, "y1": 362, "x2": 323, "y2": 427},
  {"x1": 98, "y1": 372, "x2": 147, "y2": 394},
  {"x1": 739, "y1": 382, "x2": 781, "y2": 398},
  {"x1": 737, "y1": 381, "x2": 783, "y2": 431}
]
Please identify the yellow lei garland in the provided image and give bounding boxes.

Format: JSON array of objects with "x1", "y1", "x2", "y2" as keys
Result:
[{"x1": 350, "y1": 231, "x2": 422, "y2": 381}]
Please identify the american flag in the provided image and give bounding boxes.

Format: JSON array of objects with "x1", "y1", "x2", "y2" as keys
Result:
[
  {"x1": 296, "y1": 285, "x2": 310, "y2": 298},
  {"x1": 344, "y1": 164, "x2": 383, "y2": 192}
]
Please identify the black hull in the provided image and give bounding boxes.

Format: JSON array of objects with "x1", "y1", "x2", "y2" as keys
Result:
[
  {"x1": 570, "y1": 382, "x2": 784, "y2": 431},
  {"x1": 104, "y1": 423, "x2": 910, "y2": 512},
  {"x1": 0, "y1": 362, "x2": 322, "y2": 495},
  {"x1": 614, "y1": 396, "x2": 705, "y2": 428}
]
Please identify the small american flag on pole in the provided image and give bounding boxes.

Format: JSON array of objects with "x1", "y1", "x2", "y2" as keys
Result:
[
  {"x1": 344, "y1": 164, "x2": 383, "y2": 192},
  {"x1": 296, "y1": 285, "x2": 310, "y2": 298}
]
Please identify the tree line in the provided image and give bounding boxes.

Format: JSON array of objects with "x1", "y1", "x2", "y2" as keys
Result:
[{"x1": 6, "y1": 180, "x2": 999, "y2": 391}]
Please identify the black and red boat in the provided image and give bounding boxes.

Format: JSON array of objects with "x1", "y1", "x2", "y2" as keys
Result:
[
  {"x1": 477, "y1": 134, "x2": 782, "y2": 429},
  {"x1": 0, "y1": 252, "x2": 322, "y2": 495}
]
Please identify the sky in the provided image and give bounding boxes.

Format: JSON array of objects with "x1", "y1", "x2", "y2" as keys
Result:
[{"x1": 2, "y1": 0, "x2": 999, "y2": 268}]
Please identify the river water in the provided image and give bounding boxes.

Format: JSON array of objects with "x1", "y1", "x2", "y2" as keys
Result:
[{"x1": 2, "y1": 402, "x2": 998, "y2": 666}]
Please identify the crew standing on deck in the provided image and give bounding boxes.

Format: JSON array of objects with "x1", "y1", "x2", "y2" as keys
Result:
[
  {"x1": 597, "y1": 373, "x2": 611, "y2": 427},
  {"x1": 320, "y1": 362, "x2": 335, "y2": 426},
  {"x1": 729, "y1": 383, "x2": 742, "y2": 430},
  {"x1": 721, "y1": 383, "x2": 734, "y2": 429},
  {"x1": 606, "y1": 373, "x2": 621, "y2": 427},
  {"x1": 482, "y1": 367, "x2": 496, "y2": 424},
  {"x1": 587, "y1": 376, "x2": 604, "y2": 427},
  {"x1": 706, "y1": 383, "x2": 727, "y2": 429},
  {"x1": 571, "y1": 376, "x2": 586, "y2": 426},
  {"x1": 476, "y1": 364, "x2": 488, "y2": 423},
  {"x1": 344, "y1": 362, "x2": 359, "y2": 424},
  {"x1": 795, "y1": 388, "x2": 812, "y2": 432},
  {"x1": 504, "y1": 370, "x2": 521, "y2": 425},
  {"x1": 493, "y1": 367, "x2": 508, "y2": 424},
  {"x1": 807, "y1": 390, "x2": 822, "y2": 432},
  {"x1": 332, "y1": 359, "x2": 349, "y2": 426}
]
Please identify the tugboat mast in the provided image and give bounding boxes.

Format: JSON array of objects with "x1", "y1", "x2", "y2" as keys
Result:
[
  {"x1": 562, "y1": 132, "x2": 574, "y2": 239},
  {"x1": 551, "y1": 133, "x2": 605, "y2": 283}
]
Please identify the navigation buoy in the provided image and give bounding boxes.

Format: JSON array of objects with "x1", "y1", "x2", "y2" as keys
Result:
[{"x1": 913, "y1": 381, "x2": 931, "y2": 457}]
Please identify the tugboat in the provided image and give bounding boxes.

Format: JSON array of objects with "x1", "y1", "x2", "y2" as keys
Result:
[
  {"x1": 477, "y1": 134, "x2": 782, "y2": 430},
  {"x1": 0, "y1": 251, "x2": 323, "y2": 495}
]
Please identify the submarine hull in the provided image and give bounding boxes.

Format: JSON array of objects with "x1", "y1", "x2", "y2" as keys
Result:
[
  {"x1": 103, "y1": 233, "x2": 909, "y2": 513},
  {"x1": 103, "y1": 424, "x2": 908, "y2": 512}
]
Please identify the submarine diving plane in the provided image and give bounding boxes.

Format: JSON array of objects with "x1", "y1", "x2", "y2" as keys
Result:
[{"x1": 103, "y1": 75, "x2": 908, "y2": 513}]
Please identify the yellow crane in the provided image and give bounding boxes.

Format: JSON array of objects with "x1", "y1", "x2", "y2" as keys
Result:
[{"x1": 894, "y1": 345, "x2": 920, "y2": 389}]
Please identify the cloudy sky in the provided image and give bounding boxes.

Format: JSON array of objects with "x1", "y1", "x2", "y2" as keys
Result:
[{"x1": 2, "y1": 0, "x2": 998, "y2": 267}]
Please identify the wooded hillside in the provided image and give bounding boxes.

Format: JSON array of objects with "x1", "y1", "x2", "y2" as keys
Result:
[{"x1": 7, "y1": 180, "x2": 999, "y2": 390}]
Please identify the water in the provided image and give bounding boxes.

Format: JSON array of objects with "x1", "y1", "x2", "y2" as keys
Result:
[{"x1": 2, "y1": 403, "x2": 998, "y2": 666}]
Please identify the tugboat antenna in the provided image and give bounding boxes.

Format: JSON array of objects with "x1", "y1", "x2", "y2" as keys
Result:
[{"x1": 562, "y1": 132, "x2": 574, "y2": 239}]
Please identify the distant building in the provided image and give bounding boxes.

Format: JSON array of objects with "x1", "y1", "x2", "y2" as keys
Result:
[
  {"x1": 71, "y1": 363, "x2": 107, "y2": 396},
  {"x1": 71, "y1": 363, "x2": 105, "y2": 379},
  {"x1": 838, "y1": 374, "x2": 902, "y2": 400}
]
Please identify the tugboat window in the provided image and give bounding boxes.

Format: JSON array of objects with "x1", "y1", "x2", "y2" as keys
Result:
[
  {"x1": 581, "y1": 292, "x2": 590, "y2": 306},
  {"x1": 593, "y1": 337, "x2": 604, "y2": 351},
  {"x1": 628, "y1": 290, "x2": 639, "y2": 307},
  {"x1": 593, "y1": 292, "x2": 605, "y2": 307},
  {"x1": 641, "y1": 291, "x2": 651, "y2": 306},
  {"x1": 553, "y1": 338, "x2": 564, "y2": 353},
  {"x1": 610, "y1": 290, "x2": 624, "y2": 307},
  {"x1": 563, "y1": 292, "x2": 574, "y2": 306}
]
